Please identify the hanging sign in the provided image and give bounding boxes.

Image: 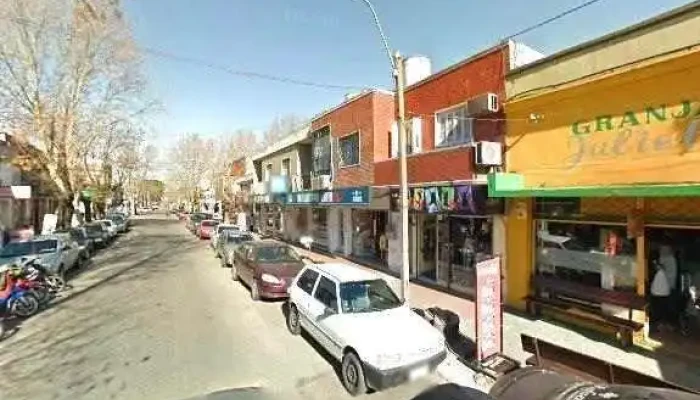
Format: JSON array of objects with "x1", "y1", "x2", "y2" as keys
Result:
[{"x1": 475, "y1": 256, "x2": 503, "y2": 361}]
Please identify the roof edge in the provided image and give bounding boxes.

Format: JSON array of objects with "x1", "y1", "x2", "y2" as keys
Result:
[{"x1": 507, "y1": 0, "x2": 700, "y2": 77}]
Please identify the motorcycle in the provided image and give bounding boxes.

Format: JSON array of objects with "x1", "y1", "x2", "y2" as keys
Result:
[
  {"x1": 0, "y1": 270, "x2": 40, "y2": 319},
  {"x1": 12, "y1": 257, "x2": 65, "y2": 293}
]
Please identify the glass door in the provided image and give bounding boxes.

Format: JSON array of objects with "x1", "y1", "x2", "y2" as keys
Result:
[{"x1": 417, "y1": 215, "x2": 438, "y2": 283}]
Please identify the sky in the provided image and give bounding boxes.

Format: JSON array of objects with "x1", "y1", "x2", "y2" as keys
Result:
[{"x1": 122, "y1": 0, "x2": 693, "y2": 151}]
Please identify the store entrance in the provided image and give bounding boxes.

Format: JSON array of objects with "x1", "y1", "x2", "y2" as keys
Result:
[{"x1": 645, "y1": 227, "x2": 700, "y2": 352}]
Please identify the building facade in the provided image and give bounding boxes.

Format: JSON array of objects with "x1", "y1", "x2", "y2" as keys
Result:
[
  {"x1": 490, "y1": 2, "x2": 700, "y2": 347},
  {"x1": 286, "y1": 90, "x2": 395, "y2": 256},
  {"x1": 373, "y1": 42, "x2": 542, "y2": 297}
]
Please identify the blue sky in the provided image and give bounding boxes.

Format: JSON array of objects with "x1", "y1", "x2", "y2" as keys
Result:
[{"x1": 123, "y1": 0, "x2": 692, "y2": 148}]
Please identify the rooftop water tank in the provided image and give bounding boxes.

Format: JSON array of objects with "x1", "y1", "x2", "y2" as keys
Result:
[{"x1": 404, "y1": 56, "x2": 432, "y2": 87}]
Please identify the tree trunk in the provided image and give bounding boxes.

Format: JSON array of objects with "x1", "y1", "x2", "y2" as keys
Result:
[
  {"x1": 83, "y1": 199, "x2": 93, "y2": 222},
  {"x1": 57, "y1": 197, "x2": 75, "y2": 229},
  {"x1": 95, "y1": 201, "x2": 106, "y2": 219}
]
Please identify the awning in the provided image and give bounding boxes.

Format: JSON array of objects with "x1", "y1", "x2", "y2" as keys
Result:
[{"x1": 487, "y1": 173, "x2": 700, "y2": 198}]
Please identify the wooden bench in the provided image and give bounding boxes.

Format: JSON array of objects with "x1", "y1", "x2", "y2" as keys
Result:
[
  {"x1": 525, "y1": 275, "x2": 645, "y2": 348},
  {"x1": 521, "y1": 334, "x2": 700, "y2": 394}
]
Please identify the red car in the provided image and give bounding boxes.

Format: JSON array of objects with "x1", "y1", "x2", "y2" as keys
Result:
[
  {"x1": 230, "y1": 241, "x2": 307, "y2": 301},
  {"x1": 198, "y1": 220, "x2": 219, "y2": 239}
]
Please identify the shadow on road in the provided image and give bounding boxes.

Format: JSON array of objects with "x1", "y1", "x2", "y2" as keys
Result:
[
  {"x1": 0, "y1": 218, "x2": 202, "y2": 399},
  {"x1": 410, "y1": 383, "x2": 493, "y2": 400}
]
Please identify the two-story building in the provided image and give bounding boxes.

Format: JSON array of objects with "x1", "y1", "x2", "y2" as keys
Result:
[
  {"x1": 226, "y1": 156, "x2": 257, "y2": 227},
  {"x1": 374, "y1": 41, "x2": 543, "y2": 298},
  {"x1": 251, "y1": 125, "x2": 313, "y2": 238},
  {"x1": 286, "y1": 89, "x2": 395, "y2": 258}
]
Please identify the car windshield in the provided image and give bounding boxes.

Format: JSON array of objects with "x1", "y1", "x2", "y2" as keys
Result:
[
  {"x1": 227, "y1": 234, "x2": 253, "y2": 244},
  {"x1": 0, "y1": 240, "x2": 58, "y2": 257},
  {"x1": 339, "y1": 280, "x2": 402, "y2": 314},
  {"x1": 85, "y1": 224, "x2": 103, "y2": 234},
  {"x1": 109, "y1": 215, "x2": 124, "y2": 223},
  {"x1": 255, "y1": 246, "x2": 301, "y2": 263}
]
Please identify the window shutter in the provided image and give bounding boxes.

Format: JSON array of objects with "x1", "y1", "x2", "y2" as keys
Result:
[
  {"x1": 390, "y1": 121, "x2": 399, "y2": 158},
  {"x1": 411, "y1": 118, "x2": 422, "y2": 154}
]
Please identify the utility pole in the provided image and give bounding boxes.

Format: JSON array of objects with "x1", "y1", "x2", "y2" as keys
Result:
[
  {"x1": 355, "y1": 0, "x2": 410, "y2": 303},
  {"x1": 393, "y1": 52, "x2": 410, "y2": 303}
]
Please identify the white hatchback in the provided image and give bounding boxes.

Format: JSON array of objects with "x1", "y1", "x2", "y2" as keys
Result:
[{"x1": 286, "y1": 263, "x2": 446, "y2": 396}]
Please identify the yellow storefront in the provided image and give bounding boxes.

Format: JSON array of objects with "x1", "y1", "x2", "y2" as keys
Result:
[{"x1": 490, "y1": 32, "x2": 700, "y2": 348}]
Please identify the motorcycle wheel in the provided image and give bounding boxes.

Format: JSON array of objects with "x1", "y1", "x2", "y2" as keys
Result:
[
  {"x1": 32, "y1": 287, "x2": 52, "y2": 305},
  {"x1": 12, "y1": 294, "x2": 40, "y2": 317},
  {"x1": 46, "y1": 275, "x2": 66, "y2": 292}
]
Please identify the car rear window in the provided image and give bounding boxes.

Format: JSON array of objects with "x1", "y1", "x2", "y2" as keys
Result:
[
  {"x1": 201, "y1": 220, "x2": 218, "y2": 227},
  {"x1": 296, "y1": 269, "x2": 319, "y2": 295}
]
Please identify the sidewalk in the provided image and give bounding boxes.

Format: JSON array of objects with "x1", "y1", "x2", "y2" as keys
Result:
[{"x1": 289, "y1": 243, "x2": 700, "y2": 391}]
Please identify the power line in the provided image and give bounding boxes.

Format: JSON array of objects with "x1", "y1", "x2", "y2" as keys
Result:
[
  {"x1": 142, "y1": 47, "x2": 380, "y2": 91},
  {"x1": 504, "y1": 0, "x2": 606, "y2": 39}
]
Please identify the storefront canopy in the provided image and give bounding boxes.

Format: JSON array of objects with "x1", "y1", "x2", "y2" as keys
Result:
[{"x1": 488, "y1": 173, "x2": 700, "y2": 198}]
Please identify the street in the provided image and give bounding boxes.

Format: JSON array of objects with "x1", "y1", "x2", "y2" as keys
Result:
[{"x1": 0, "y1": 214, "x2": 444, "y2": 400}]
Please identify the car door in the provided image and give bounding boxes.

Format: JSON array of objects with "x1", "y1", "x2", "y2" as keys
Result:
[
  {"x1": 243, "y1": 247, "x2": 257, "y2": 283},
  {"x1": 290, "y1": 268, "x2": 320, "y2": 334},
  {"x1": 61, "y1": 240, "x2": 79, "y2": 267},
  {"x1": 308, "y1": 275, "x2": 343, "y2": 358}
]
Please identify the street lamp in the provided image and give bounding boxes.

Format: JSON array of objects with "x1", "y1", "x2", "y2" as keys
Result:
[{"x1": 355, "y1": 0, "x2": 411, "y2": 303}]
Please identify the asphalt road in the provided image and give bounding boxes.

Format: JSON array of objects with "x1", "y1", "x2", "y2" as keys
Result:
[{"x1": 0, "y1": 214, "x2": 447, "y2": 400}]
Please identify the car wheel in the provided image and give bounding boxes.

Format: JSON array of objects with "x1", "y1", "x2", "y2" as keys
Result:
[
  {"x1": 287, "y1": 303, "x2": 301, "y2": 336},
  {"x1": 341, "y1": 352, "x2": 368, "y2": 396},
  {"x1": 231, "y1": 264, "x2": 239, "y2": 281},
  {"x1": 250, "y1": 280, "x2": 260, "y2": 301}
]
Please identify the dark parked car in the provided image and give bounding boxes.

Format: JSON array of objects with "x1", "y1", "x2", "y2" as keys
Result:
[
  {"x1": 54, "y1": 226, "x2": 95, "y2": 258},
  {"x1": 84, "y1": 222, "x2": 111, "y2": 248},
  {"x1": 218, "y1": 231, "x2": 254, "y2": 267},
  {"x1": 231, "y1": 241, "x2": 307, "y2": 301}
]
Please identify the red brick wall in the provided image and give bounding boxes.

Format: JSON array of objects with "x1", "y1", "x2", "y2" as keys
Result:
[
  {"x1": 374, "y1": 147, "x2": 474, "y2": 186},
  {"x1": 310, "y1": 91, "x2": 394, "y2": 188},
  {"x1": 404, "y1": 47, "x2": 507, "y2": 150},
  {"x1": 373, "y1": 93, "x2": 395, "y2": 163}
]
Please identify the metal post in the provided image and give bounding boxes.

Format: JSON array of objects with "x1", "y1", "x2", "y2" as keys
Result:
[{"x1": 394, "y1": 52, "x2": 410, "y2": 303}]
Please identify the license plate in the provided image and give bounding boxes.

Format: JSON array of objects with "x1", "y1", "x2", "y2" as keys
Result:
[{"x1": 409, "y1": 365, "x2": 429, "y2": 380}]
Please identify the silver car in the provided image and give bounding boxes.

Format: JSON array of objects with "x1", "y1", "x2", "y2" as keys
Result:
[{"x1": 0, "y1": 236, "x2": 82, "y2": 279}]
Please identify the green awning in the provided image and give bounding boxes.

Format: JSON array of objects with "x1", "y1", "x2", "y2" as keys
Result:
[{"x1": 487, "y1": 173, "x2": 700, "y2": 198}]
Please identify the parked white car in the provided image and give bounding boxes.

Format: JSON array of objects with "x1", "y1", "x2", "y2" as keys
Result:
[
  {"x1": 286, "y1": 263, "x2": 446, "y2": 396},
  {"x1": 95, "y1": 219, "x2": 118, "y2": 239}
]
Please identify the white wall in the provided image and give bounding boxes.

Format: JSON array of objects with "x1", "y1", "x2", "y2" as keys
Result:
[
  {"x1": 387, "y1": 212, "x2": 403, "y2": 274},
  {"x1": 342, "y1": 209, "x2": 353, "y2": 256},
  {"x1": 328, "y1": 208, "x2": 342, "y2": 253},
  {"x1": 492, "y1": 215, "x2": 507, "y2": 300}
]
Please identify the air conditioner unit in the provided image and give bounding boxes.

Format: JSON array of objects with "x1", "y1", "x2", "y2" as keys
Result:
[
  {"x1": 311, "y1": 174, "x2": 332, "y2": 190},
  {"x1": 468, "y1": 93, "x2": 499, "y2": 115},
  {"x1": 475, "y1": 141, "x2": 503, "y2": 166}
]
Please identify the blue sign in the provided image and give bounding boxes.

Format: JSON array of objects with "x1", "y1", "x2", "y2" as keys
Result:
[
  {"x1": 269, "y1": 176, "x2": 289, "y2": 194},
  {"x1": 287, "y1": 187, "x2": 370, "y2": 206}
]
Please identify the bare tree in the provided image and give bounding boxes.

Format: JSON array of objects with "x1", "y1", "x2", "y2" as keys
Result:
[
  {"x1": 262, "y1": 114, "x2": 307, "y2": 145},
  {"x1": 0, "y1": 0, "x2": 152, "y2": 227},
  {"x1": 166, "y1": 133, "x2": 214, "y2": 209}
]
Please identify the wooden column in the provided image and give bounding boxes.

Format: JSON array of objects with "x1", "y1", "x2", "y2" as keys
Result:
[{"x1": 633, "y1": 197, "x2": 648, "y2": 342}]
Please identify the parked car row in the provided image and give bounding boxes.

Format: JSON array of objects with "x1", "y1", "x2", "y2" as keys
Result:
[
  {"x1": 178, "y1": 215, "x2": 448, "y2": 396},
  {"x1": 0, "y1": 210, "x2": 133, "y2": 339}
]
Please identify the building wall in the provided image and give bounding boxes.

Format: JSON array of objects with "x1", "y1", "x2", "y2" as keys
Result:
[
  {"x1": 374, "y1": 147, "x2": 474, "y2": 186},
  {"x1": 310, "y1": 91, "x2": 394, "y2": 188},
  {"x1": 373, "y1": 92, "x2": 396, "y2": 163},
  {"x1": 507, "y1": 3, "x2": 700, "y2": 99},
  {"x1": 405, "y1": 46, "x2": 508, "y2": 151},
  {"x1": 256, "y1": 147, "x2": 300, "y2": 178},
  {"x1": 504, "y1": 49, "x2": 700, "y2": 188}
]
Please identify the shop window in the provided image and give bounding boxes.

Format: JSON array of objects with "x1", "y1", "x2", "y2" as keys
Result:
[
  {"x1": 339, "y1": 132, "x2": 360, "y2": 167},
  {"x1": 351, "y1": 210, "x2": 388, "y2": 263},
  {"x1": 534, "y1": 198, "x2": 581, "y2": 218},
  {"x1": 535, "y1": 221, "x2": 636, "y2": 292}
]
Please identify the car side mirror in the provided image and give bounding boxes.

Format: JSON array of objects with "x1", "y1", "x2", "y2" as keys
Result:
[
  {"x1": 301, "y1": 256, "x2": 313, "y2": 264},
  {"x1": 322, "y1": 307, "x2": 337, "y2": 318}
]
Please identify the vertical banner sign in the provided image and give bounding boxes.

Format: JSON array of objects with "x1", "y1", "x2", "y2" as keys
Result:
[{"x1": 475, "y1": 256, "x2": 502, "y2": 361}]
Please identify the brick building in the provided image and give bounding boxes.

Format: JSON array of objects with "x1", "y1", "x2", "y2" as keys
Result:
[{"x1": 374, "y1": 41, "x2": 544, "y2": 298}]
